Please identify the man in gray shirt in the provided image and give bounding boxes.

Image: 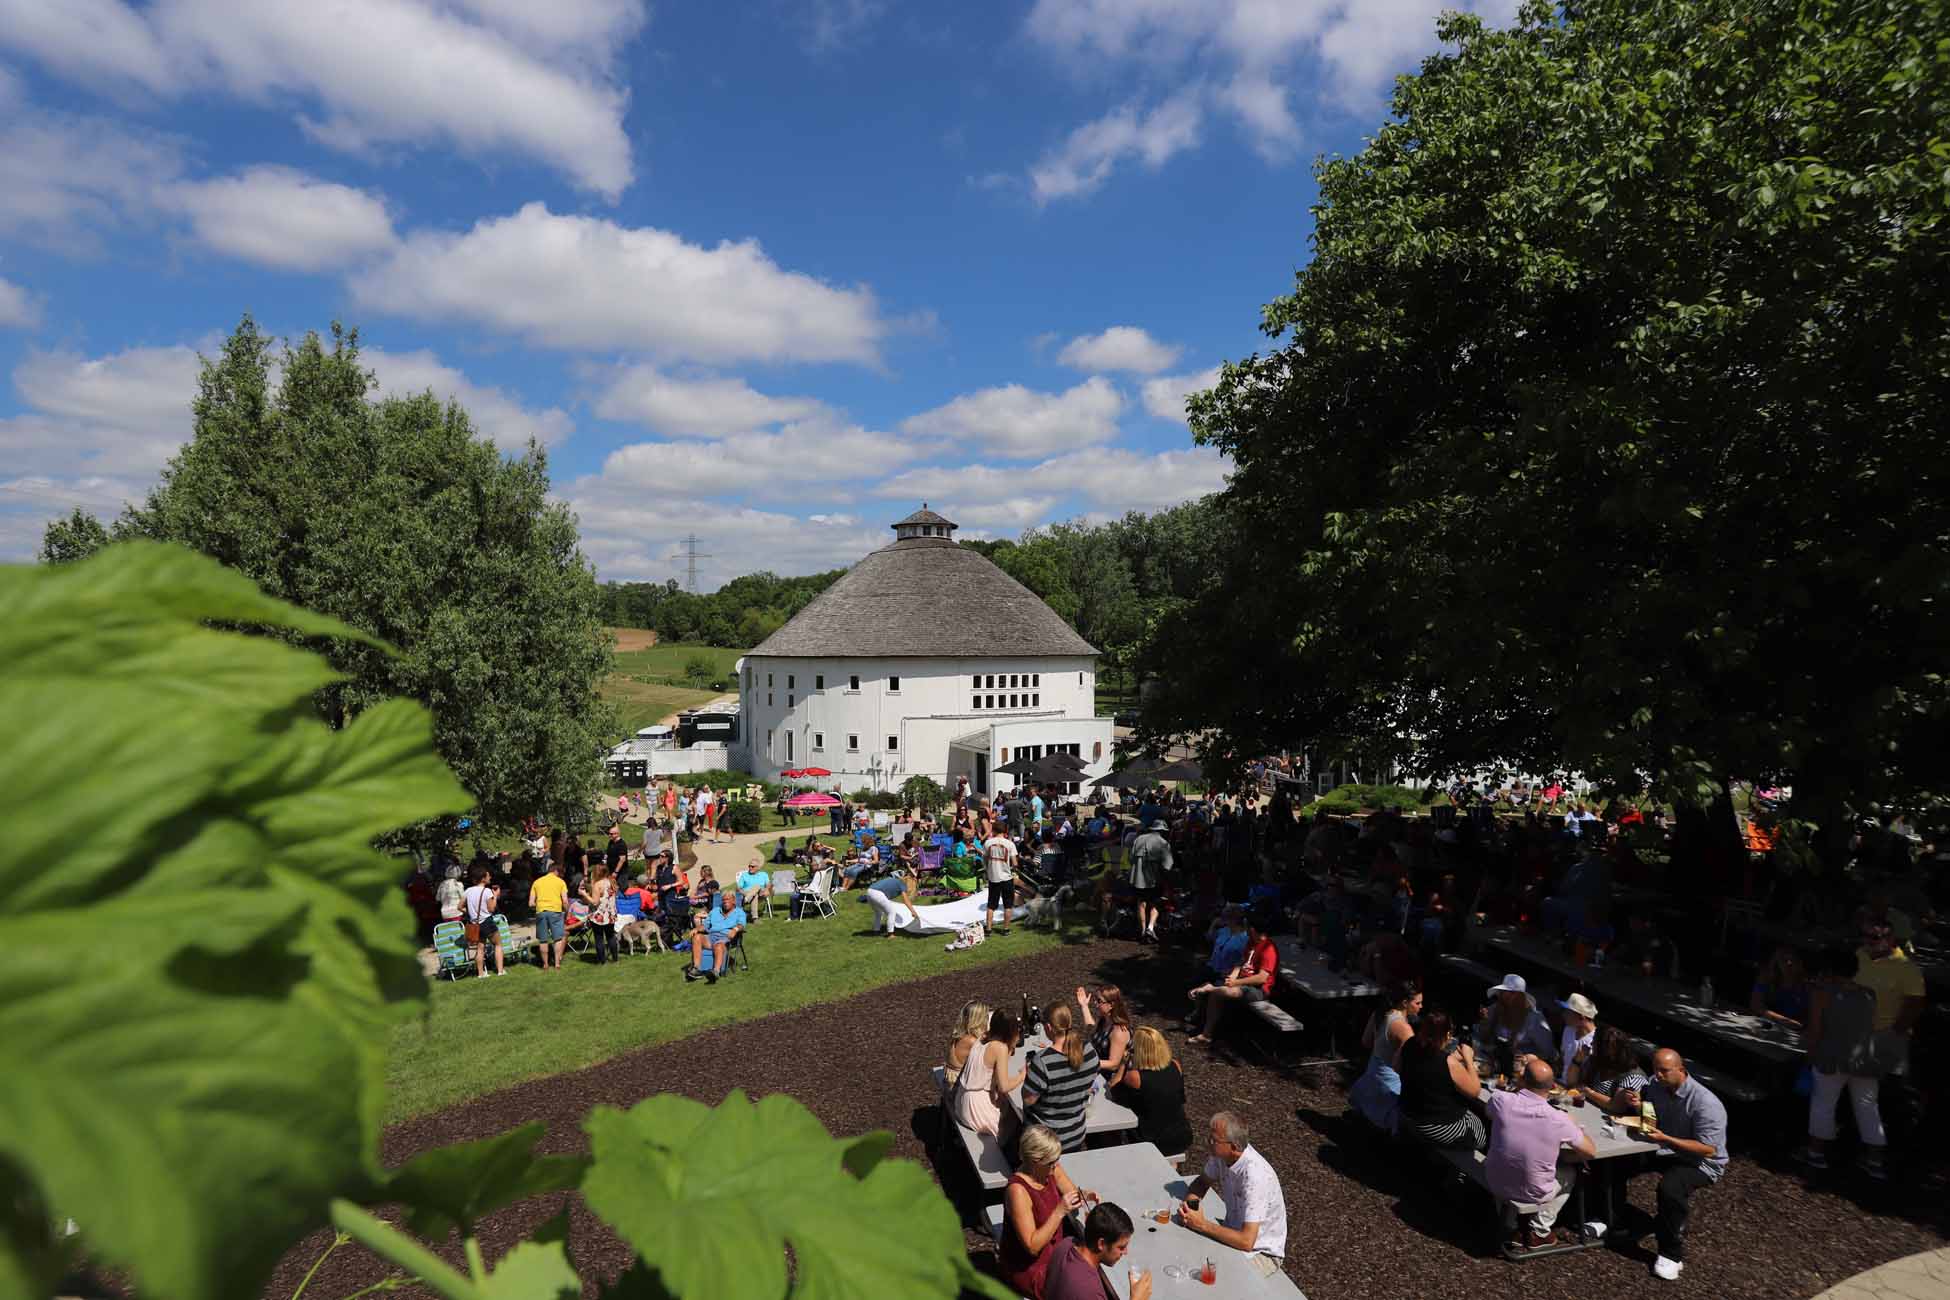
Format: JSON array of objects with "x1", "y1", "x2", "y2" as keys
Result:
[
  {"x1": 1620, "y1": 1048, "x2": 1728, "y2": 1282},
  {"x1": 1128, "y1": 819, "x2": 1174, "y2": 943}
]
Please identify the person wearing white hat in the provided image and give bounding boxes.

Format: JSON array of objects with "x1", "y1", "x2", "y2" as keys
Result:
[
  {"x1": 1558, "y1": 993, "x2": 1600, "y2": 1086},
  {"x1": 1477, "y1": 974, "x2": 1555, "y2": 1071}
]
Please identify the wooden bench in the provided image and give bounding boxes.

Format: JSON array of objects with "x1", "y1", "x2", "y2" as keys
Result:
[
  {"x1": 932, "y1": 1067, "x2": 1010, "y2": 1194},
  {"x1": 1248, "y1": 999, "x2": 1306, "y2": 1033},
  {"x1": 1430, "y1": 1145, "x2": 1596, "y2": 1260},
  {"x1": 1440, "y1": 953, "x2": 1504, "y2": 987}
]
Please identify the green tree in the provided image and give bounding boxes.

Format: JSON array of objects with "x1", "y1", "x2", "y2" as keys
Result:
[
  {"x1": 1152, "y1": 0, "x2": 1950, "y2": 837},
  {"x1": 899, "y1": 774, "x2": 946, "y2": 815},
  {"x1": 83, "y1": 316, "x2": 614, "y2": 829},
  {"x1": 36, "y1": 507, "x2": 109, "y2": 565}
]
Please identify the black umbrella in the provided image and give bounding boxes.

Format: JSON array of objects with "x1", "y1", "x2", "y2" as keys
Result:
[
  {"x1": 991, "y1": 756, "x2": 1041, "y2": 778},
  {"x1": 1042, "y1": 751, "x2": 1089, "y2": 772},
  {"x1": 1025, "y1": 754, "x2": 1087, "y2": 784},
  {"x1": 1090, "y1": 756, "x2": 1163, "y2": 786},
  {"x1": 1149, "y1": 758, "x2": 1205, "y2": 783}
]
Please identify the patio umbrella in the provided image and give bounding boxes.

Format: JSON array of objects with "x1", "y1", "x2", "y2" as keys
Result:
[
  {"x1": 1149, "y1": 758, "x2": 1205, "y2": 784},
  {"x1": 1089, "y1": 756, "x2": 1163, "y2": 787},
  {"x1": 782, "y1": 791, "x2": 842, "y2": 808},
  {"x1": 1041, "y1": 751, "x2": 1089, "y2": 772},
  {"x1": 1025, "y1": 754, "x2": 1088, "y2": 784},
  {"x1": 991, "y1": 756, "x2": 1041, "y2": 777},
  {"x1": 796, "y1": 766, "x2": 832, "y2": 778}
]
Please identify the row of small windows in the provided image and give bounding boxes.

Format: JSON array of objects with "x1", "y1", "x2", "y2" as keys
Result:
[
  {"x1": 766, "y1": 672, "x2": 898, "y2": 693},
  {"x1": 974, "y1": 693, "x2": 1040, "y2": 710},
  {"x1": 799, "y1": 733, "x2": 899, "y2": 753},
  {"x1": 974, "y1": 672, "x2": 1038, "y2": 690}
]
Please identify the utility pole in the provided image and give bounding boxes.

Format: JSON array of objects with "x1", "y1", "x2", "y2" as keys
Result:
[{"x1": 671, "y1": 534, "x2": 712, "y2": 592}]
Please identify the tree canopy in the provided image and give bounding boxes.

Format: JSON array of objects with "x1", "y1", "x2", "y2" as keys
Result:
[
  {"x1": 1147, "y1": 0, "x2": 1950, "y2": 826},
  {"x1": 47, "y1": 316, "x2": 614, "y2": 829},
  {"x1": 595, "y1": 569, "x2": 844, "y2": 645}
]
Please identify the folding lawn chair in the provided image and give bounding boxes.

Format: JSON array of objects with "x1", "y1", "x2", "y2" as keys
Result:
[
  {"x1": 492, "y1": 914, "x2": 530, "y2": 965},
  {"x1": 798, "y1": 866, "x2": 837, "y2": 920},
  {"x1": 431, "y1": 921, "x2": 472, "y2": 979},
  {"x1": 563, "y1": 899, "x2": 593, "y2": 955},
  {"x1": 766, "y1": 869, "x2": 797, "y2": 919}
]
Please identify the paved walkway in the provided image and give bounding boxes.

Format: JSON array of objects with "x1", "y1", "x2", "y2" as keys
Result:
[{"x1": 1813, "y1": 1248, "x2": 1950, "y2": 1300}]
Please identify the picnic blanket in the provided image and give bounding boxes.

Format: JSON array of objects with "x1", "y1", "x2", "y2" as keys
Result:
[{"x1": 883, "y1": 892, "x2": 1028, "y2": 936}]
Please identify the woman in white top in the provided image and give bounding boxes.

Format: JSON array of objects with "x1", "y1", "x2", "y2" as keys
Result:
[
  {"x1": 952, "y1": 1009, "x2": 1024, "y2": 1138},
  {"x1": 435, "y1": 865, "x2": 465, "y2": 920}
]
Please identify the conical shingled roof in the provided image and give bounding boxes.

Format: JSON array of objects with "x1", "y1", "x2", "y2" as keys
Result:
[{"x1": 749, "y1": 520, "x2": 1096, "y2": 659}]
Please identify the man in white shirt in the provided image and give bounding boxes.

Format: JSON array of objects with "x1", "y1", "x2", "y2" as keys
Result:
[
  {"x1": 1181, "y1": 1111, "x2": 1286, "y2": 1265},
  {"x1": 982, "y1": 831, "x2": 1019, "y2": 937}
]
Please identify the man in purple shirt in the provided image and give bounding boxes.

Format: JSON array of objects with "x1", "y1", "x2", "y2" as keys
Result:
[
  {"x1": 1484, "y1": 1058, "x2": 1596, "y2": 1254},
  {"x1": 1045, "y1": 1203, "x2": 1152, "y2": 1300}
]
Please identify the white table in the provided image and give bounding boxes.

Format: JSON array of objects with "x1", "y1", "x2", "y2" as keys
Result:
[
  {"x1": 1056, "y1": 1143, "x2": 1307, "y2": 1299},
  {"x1": 1006, "y1": 1035, "x2": 1139, "y2": 1137},
  {"x1": 1272, "y1": 938, "x2": 1380, "y2": 999}
]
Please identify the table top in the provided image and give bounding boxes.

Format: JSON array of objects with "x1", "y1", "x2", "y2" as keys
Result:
[
  {"x1": 1057, "y1": 1144, "x2": 1307, "y2": 1300},
  {"x1": 1272, "y1": 938, "x2": 1381, "y2": 1000},
  {"x1": 1473, "y1": 925, "x2": 1806, "y2": 1065},
  {"x1": 1007, "y1": 1036, "x2": 1139, "y2": 1135}
]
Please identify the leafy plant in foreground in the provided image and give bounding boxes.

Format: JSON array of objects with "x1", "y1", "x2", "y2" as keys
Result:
[{"x1": 0, "y1": 543, "x2": 1008, "y2": 1300}]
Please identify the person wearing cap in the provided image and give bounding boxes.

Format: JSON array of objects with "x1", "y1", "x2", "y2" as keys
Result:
[
  {"x1": 1558, "y1": 993, "x2": 1600, "y2": 1086},
  {"x1": 1477, "y1": 974, "x2": 1556, "y2": 1073},
  {"x1": 1128, "y1": 818, "x2": 1174, "y2": 943}
]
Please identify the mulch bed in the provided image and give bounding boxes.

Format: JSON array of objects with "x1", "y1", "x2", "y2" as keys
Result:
[{"x1": 266, "y1": 937, "x2": 1948, "y2": 1299}]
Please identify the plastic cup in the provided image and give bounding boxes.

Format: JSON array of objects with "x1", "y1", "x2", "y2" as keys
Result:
[{"x1": 1201, "y1": 1258, "x2": 1217, "y2": 1285}]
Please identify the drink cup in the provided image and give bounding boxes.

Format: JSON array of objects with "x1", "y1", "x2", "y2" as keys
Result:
[{"x1": 1201, "y1": 1258, "x2": 1217, "y2": 1285}]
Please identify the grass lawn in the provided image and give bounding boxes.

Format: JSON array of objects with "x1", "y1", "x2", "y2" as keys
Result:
[
  {"x1": 611, "y1": 643, "x2": 746, "y2": 681},
  {"x1": 599, "y1": 675, "x2": 724, "y2": 734},
  {"x1": 386, "y1": 898, "x2": 1095, "y2": 1123}
]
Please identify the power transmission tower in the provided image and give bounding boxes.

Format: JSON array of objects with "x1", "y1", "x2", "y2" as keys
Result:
[{"x1": 671, "y1": 534, "x2": 712, "y2": 592}]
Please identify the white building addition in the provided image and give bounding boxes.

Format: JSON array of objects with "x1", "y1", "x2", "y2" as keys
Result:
[{"x1": 731, "y1": 507, "x2": 1115, "y2": 796}]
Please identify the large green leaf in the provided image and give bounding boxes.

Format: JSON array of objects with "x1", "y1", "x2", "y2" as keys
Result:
[
  {"x1": 0, "y1": 544, "x2": 471, "y2": 1300},
  {"x1": 580, "y1": 1092, "x2": 975, "y2": 1300},
  {"x1": 378, "y1": 1124, "x2": 589, "y2": 1241}
]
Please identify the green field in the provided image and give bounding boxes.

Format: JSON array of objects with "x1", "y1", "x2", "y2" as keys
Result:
[
  {"x1": 386, "y1": 899, "x2": 1091, "y2": 1122},
  {"x1": 611, "y1": 642, "x2": 746, "y2": 681},
  {"x1": 597, "y1": 639, "x2": 747, "y2": 733},
  {"x1": 601, "y1": 676, "x2": 725, "y2": 734}
]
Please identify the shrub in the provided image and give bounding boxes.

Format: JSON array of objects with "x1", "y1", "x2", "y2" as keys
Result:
[
  {"x1": 1301, "y1": 782, "x2": 1427, "y2": 816},
  {"x1": 719, "y1": 800, "x2": 762, "y2": 834},
  {"x1": 900, "y1": 775, "x2": 947, "y2": 815}
]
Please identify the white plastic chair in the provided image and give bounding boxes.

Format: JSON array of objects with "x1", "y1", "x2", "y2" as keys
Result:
[{"x1": 764, "y1": 869, "x2": 797, "y2": 919}]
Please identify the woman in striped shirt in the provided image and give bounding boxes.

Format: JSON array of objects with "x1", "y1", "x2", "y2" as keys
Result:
[{"x1": 1024, "y1": 1002, "x2": 1101, "y2": 1153}]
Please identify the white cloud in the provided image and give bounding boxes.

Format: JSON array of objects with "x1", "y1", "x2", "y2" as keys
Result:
[
  {"x1": 0, "y1": 278, "x2": 41, "y2": 329},
  {"x1": 0, "y1": 111, "x2": 182, "y2": 248},
  {"x1": 592, "y1": 419, "x2": 926, "y2": 499},
  {"x1": 6, "y1": 344, "x2": 201, "y2": 476},
  {"x1": 363, "y1": 347, "x2": 572, "y2": 448},
  {"x1": 876, "y1": 444, "x2": 1229, "y2": 514},
  {"x1": 1056, "y1": 326, "x2": 1181, "y2": 375},
  {"x1": 160, "y1": 166, "x2": 397, "y2": 271},
  {"x1": 1029, "y1": 91, "x2": 1203, "y2": 203},
  {"x1": 1140, "y1": 365, "x2": 1222, "y2": 423},
  {"x1": 0, "y1": 0, "x2": 641, "y2": 196},
  {"x1": 591, "y1": 366, "x2": 829, "y2": 437},
  {"x1": 350, "y1": 203, "x2": 887, "y2": 366},
  {"x1": 564, "y1": 485, "x2": 890, "y2": 586},
  {"x1": 900, "y1": 377, "x2": 1122, "y2": 457},
  {"x1": 804, "y1": 0, "x2": 885, "y2": 51},
  {"x1": 945, "y1": 497, "x2": 1063, "y2": 529},
  {"x1": 1024, "y1": 0, "x2": 1518, "y2": 166}
]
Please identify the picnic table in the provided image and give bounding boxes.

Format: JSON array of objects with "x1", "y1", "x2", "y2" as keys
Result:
[
  {"x1": 1050, "y1": 1143, "x2": 1307, "y2": 1299},
  {"x1": 1272, "y1": 938, "x2": 1381, "y2": 1000},
  {"x1": 1472, "y1": 923, "x2": 1804, "y2": 1069},
  {"x1": 1005, "y1": 1034, "x2": 1139, "y2": 1137}
]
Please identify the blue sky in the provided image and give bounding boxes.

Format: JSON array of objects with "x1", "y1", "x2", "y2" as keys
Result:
[{"x1": 0, "y1": 0, "x2": 1517, "y2": 586}]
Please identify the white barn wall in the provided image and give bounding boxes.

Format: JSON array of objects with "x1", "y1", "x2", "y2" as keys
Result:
[{"x1": 735, "y1": 653, "x2": 1100, "y2": 788}]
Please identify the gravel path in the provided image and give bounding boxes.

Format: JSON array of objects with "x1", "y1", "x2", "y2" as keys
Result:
[{"x1": 266, "y1": 939, "x2": 1948, "y2": 1299}]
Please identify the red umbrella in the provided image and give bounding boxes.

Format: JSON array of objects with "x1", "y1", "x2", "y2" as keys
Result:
[
  {"x1": 797, "y1": 766, "x2": 833, "y2": 778},
  {"x1": 783, "y1": 791, "x2": 841, "y2": 808},
  {"x1": 780, "y1": 768, "x2": 808, "y2": 778}
]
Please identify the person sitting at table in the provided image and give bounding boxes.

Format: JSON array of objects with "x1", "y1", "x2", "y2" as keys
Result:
[
  {"x1": 945, "y1": 1000, "x2": 993, "y2": 1089},
  {"x1": 1203, "y1": 904, "x2": 1250, "y2": 980},
  {"x1": 951, "y1": 1008, "x2": 1024, "y2": 1140},
  {"x1": 1486, "y1": 1057, "x2": 1597, "y2": 1255},
  {"x1": 1398, "y1": 1011, "x2": 1488, "y2": 1150},
  {"x1": 1024, "y1": 1003, "x2": 1101, "y2": 1153},
  {"x1": 1350, "y1": 979, "x2": 1422, "y2": 1135},
  {"x1": 1616, "y1": 1048, "x2": 1729, "y2": 1282},
  {"x1": 1000, "y1": 1124, "x2": 1092, "y2": 1300},
  {"x1": 1074, "y1": 984, "x2": 1133, "y2": 1079},
  {"x1": 1750, "y1": 944, "x2": 1811, "y2": 1025},
  {"x1": 1045, "y1": 1203, "x2": 1152, "y2": 1300},
  {"x1": 1556, "y1": 993, "x2": 1599, "y2": 1086},
  {"x1": 1477, "y1": 974, "x2": 1556, "y2": 1070},
  {"x1": 1179, "y1": 1111, "x2": 1288, "y2": 1263},
  {"x1": 1110, "y1": 1026, "x2": 1193, "y2": 1160},
  {"x1": 1575, "y1": 1025, "x2": 1651, "y2": 1115},
  {"x1": 1186, "y1": 911, "x2": 1280, "y2": 1045},
  {"x1": 1796, "y1": 945, "x2": 1888, "y2": 1178}
]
